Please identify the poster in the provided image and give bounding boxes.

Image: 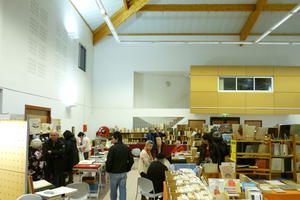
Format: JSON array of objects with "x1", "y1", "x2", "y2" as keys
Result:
[{"x1": 29, "y1": 118, "x2": 41, "y2": 134}]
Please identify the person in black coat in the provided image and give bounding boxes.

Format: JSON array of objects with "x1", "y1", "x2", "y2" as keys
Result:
[
  {"x1": 106, "y1": 132, "x2": 134, "y2": 200},
  {"x1": 198, "y1": 134, "x2": 222, "y2": 164},
  {"x1": 43, "y1": 132, "x2": 66, "y2": 187},
  {"x1": 146, "y1": 153, "x2": 168, "y2": 198},
  {"x1": 63, "y1": 130, "x2": 79, "y2": 184}
]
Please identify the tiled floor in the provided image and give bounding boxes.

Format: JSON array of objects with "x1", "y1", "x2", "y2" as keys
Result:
[{"x1": 98, "y1": 168, "x2": 140, "y2": 200}]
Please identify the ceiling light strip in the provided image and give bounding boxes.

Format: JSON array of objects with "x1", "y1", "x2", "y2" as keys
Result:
[
  {"x1": 119, "y1": 40, "x2": 300, "y2": 45},
  {"x1": 255, "y1": 4, "x2": 300, "y2": 43},
  {"x1": 95, "y1": 0, "x2": 120, "y2": 42}
]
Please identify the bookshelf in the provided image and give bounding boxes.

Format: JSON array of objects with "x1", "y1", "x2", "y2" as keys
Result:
[
  {"x1": 234, "y1": 136, "x2": 272, "y2": 180},
  {"x1": 232, "y1": 135, "x2": 300, "y2": 180}
]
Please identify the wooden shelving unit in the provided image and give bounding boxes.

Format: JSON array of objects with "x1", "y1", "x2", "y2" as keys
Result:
[
  {"x1": 293, "y1": 137, "x2": 300, "y2": 181},
  {"x1": 234, "y1": 136, "x2": 272, "y2": 180},
  {"x1": 231, "y1": 128, "x2": 300, "y2": 181}
]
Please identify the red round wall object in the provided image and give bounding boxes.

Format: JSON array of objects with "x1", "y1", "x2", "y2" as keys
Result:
[{"x1": 96, "y1": 126, "x2": 109, "y2": 137}]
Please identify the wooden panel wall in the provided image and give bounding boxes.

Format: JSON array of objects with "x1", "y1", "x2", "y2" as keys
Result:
[
  {"x1": 190, "y1": 66, "x2": 300, "y2": 114},
  {"x1": 0, "y1": 121, "x2": 27, "y2": 200}
]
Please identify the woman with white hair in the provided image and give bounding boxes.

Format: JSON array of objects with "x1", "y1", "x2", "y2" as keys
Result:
[{"x1": 28, "y1": 138, "x2": 45, "y2": 180}]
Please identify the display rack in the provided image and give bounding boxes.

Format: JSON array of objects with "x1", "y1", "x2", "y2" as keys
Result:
[
  {"x1": 232, "y1": 134, "x2": 300, "y2": 180},
  {"x1": 234, "y1": 136, "x2": 272, "y2": 180}
]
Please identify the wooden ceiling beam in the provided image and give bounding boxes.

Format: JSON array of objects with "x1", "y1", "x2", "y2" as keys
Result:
[
  {"x1": 93, "y1": 0, "x2": 150, "y2": 44},
  {"x1": 123, "y1": 0, "x2": 129, "y2": 10},
  {"x1": 240, "y1": 0, "x2": 268, "y2": 42},
  {"x1": 139, "y1": 4, "x2": 296, "y2": 12}
]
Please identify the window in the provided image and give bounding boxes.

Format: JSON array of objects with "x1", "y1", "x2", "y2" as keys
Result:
[
  {"x1": 219, "y1": 77, "x2": 273, "y2": 92},
  {"x1": 255, "y1": 78, "x2": 272, "y2": 91},
  {"x1": 78, "y1": 43, "x2": 86, "y2": 72},
  {"x1": 237, "y1": 78, "x2": 254, "y2": 90},
  {"x1": 219, "y1": 77, "x2": 235, "y2": 90}
]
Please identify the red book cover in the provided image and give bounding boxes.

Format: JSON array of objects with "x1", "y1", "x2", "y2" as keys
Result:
[
  {"x1": 73, "y1": 163, "x2": 101, "y2": 169},
  {"x1": 256, "y1": 160, "x2": 267, "y2": 169}
]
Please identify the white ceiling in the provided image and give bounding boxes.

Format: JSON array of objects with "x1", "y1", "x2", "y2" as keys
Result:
[
  {"x1": 118, "y1": 12, "x2": 250, "y2": 34},
  {"x1": 70, "y1": 0, "x2": 300, "y2": 38},
  {"x1": 70, "y1": 0, "x2": 123, "y2": 30}
]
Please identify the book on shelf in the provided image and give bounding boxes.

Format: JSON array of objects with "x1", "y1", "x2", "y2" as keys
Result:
[
  {"x1": 242, "y1": 182, "x2": 257, "y2": 192},
  {"x1": 257, "y1": 144, "x2": 269, "y2": 154},
  {"x1": 256, "y1": 160, "x2": 267, "y2": 169},
  {"x1": 208, "y1": 179, "x2": 225, "y2": 196},
  {"x1": 271, "y1": 158, "x2": 284, "y2": 172},
  {"x1": 224, "y1": 179, "x2": 241, "y2": 195},
  {"x1": 220, "y1": 165, "x2": 235, "y2": 179}
]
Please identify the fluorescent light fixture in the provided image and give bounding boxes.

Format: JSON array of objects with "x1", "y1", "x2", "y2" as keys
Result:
[
  {"x1": 270, "y1": 13, "x2": 293, "y2": 31},
  {"x1": 255, "y1": 3, "x2": 300, "y2": 43},
  {"x1": 187, "y1": 41, "x2": 220, "y2": 44},
  {"x1": 255, "y1": 30, "x2": 272, "y2": 43},
  {"x1": 95, "y1": 0, "x2": 121, "y2": 43},
  {"x1": 221, "y1": 41, "x2": 253, "y2": 45},
  {"x1": 258, "y1": 42, "x2": 290, "y2": 45},
  {"x1": 118, "y1": 40, "x2": 300, "y2": 45},
  {"x1": 95, "y1": 0, "x2": 106, "y2": 15},
  {"x1": 291, "y1": 4, "x2": 300, "y2": 13}
]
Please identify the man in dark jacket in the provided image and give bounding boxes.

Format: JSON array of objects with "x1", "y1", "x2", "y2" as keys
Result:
[
  {"x1": 63, "y1": 130, "x2": 79, "y2": 184},
  {"x1": 43, "y1": 132, "x2": 66, "y2": 187},
  {"x1": 106, "y1": 132, "x2": 134, "y2": 200},
  {"x1": 198, "y1": 134, "x2": 222, "y2": 164},
  {"x1": 147, "y1": 153, "x2": 168, "y2": 198}
]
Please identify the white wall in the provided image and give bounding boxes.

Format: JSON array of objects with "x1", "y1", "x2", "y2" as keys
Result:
[
  {"x1": 91, "y1": 37, "x2": 300, "y2": 133},
  {"x1": 134, "y1": 72, "x2": 189, "y2": 108},
  {"x1": 0, "y1": 0, "x2": 94, "y2": 137}
]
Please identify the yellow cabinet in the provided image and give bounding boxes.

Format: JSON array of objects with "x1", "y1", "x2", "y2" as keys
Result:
[
  {"x1": 246, "y1": 93, "x2": 274, "y2": 108},
  {"x1": 190, "y1": 92, "x2": 218, "y2": 108},
  {"x1": 274, "y1": 76, "x2": 300, "y2": 93},
  {"x1": 246, "y1": 66, "x2": 274, "y2": 76},
  {"x1": 274, "y1": 66, "x2": 300, "y2": 76},
  {"x1": 274, "y1": 93, "x2": 300, "y2": 108},
  {"x1": 218, "y1": 66, "x2": 246, "y2": 76},
  {"x1": 190, "y1": 76, "x2": 218, "y2": 91},
  {"x1": 191, "y1": 66, "x2": 218, "y2": 76}
]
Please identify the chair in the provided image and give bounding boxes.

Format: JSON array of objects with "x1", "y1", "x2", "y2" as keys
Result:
[
  {"x1": 131, "y1": 148, "x2": 141, "y2": 169},
  {"x1": 66, "y1": 182, "x2": 90, "y2": 200},
  {"x1": 135, "y1": 177, "x2": 163, "y2": 200},
  {"x1": 17, "y1": 194, "x2": 42, "y2": 200}
]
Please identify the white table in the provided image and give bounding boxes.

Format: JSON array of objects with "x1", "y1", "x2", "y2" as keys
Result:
[
  {"x1": 73, "y1": 163, "x2": 105, "y2": 198},
  {"x1": 36, "y1": 186, "x2": 78, "y2": 200}
]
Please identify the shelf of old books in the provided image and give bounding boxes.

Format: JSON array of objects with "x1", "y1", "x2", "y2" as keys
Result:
[
  {"x1": 230, "y1": 124, "x2": 300, "y2": 181},
  {"x1": 164, "y1": 162, "x2": 300, "y2": 200}
]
